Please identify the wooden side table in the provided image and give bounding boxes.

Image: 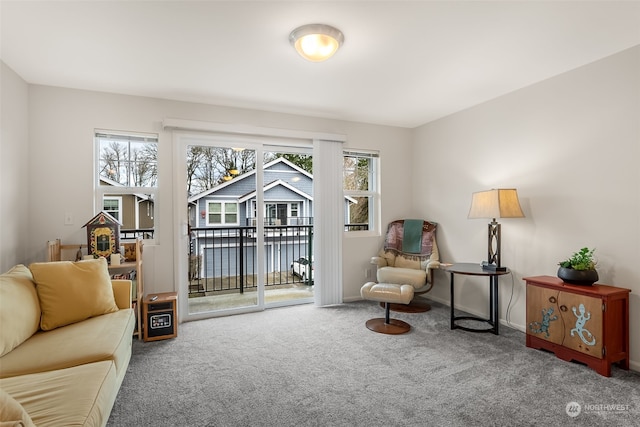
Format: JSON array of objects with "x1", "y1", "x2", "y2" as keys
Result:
[
  {"x1": 142, "y1": 292, "x2": 178, "y2": 342},
  {"x1": 443, "y1": 263, "x2": 511, "y2": 335}
]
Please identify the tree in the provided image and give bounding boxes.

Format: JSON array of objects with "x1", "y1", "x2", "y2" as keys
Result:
[
  {"x1": 275, "y1": 153, "x2": 313, "y2": 174},
  {"x1": 99, "y1": 140, "x2": 128, "y2": 183},
  {"x1": 132, "y1": 143, "x2": 157, "y2": 187},
  {"x1": 343, "y1": 156, "x2": 370, "y2": 225},
  {"x1": 99, "y1": 139, "x2": 157, "y2": 187},
  {"x1": 186, "y1": 146, "x2": 257, "y2": 195},
  {"x1": 186, "y1": 146, "x2": 206, "y2": 195}
]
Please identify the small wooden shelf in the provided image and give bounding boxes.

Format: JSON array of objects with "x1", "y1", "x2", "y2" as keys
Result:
[{"x1": 46, "y1": 237, "x2": 144, "y2": 340}]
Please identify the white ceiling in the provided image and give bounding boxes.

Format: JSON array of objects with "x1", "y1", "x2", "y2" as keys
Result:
[{"x1": 2, "y1": 1, "x2": 639, "y2": 128}]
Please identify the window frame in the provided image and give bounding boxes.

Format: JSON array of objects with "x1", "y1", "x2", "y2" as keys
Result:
[
  {"x1": 95, "y1": 130, "x2": 158, "y2": 242},
  {"x1": 343, "y1": 149, "x2": 380, "y2": 236},
  {"x1": 207, "y1": 201, "x2": 239, "y2": 226},
  {"x1": 102, "y1": 196, "x2": 123, "y2": 222}
]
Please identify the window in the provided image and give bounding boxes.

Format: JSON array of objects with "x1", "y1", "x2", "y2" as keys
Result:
[
  {"x1": 103, "y1": 196, "x2": 122, "y2": 221},
  {"x1": 343, "y1": 150, "x2": 379, "y2": 233},
  {"x1": 95, "y1": 131, "x2": 158, "y2": 240},
  {"x1": 266, "y1": 203, "x2": 276, "y2": 220},
  {"x1": 97, "y1": 132, "x2": 157, "y2": 187},
  {"x1": 207, "y1": 201, "x2": 238, "y2": 225},
  {"x1": 251, "y1": 201, "x2": 302, "y2": 225},
  {"x1": 225, "y1": 203, "x2": 238, "y2": 224}
]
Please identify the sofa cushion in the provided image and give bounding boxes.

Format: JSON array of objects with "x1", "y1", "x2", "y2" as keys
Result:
[
  {"x1": 0, "y1": 388, "x2": 35, "y2": 427},
  {"x1": 29, "y1": 258, "x2": 119, "y2": 331},
  {"x1": 0, "y1": 265, "x2": 41, "y2": 357},
  {"x1": 0, "y1": 361, "x2": 117, "y2": 427},
  {"x1": 0, "y1": 308, "x2": 134, "y2": 380}
]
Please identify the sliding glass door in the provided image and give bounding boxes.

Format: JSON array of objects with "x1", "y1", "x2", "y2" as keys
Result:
[{"x1": 176, "y1": 133, "x2": 313, "y2": 320}]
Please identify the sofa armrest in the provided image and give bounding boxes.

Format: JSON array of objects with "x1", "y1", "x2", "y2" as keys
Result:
[{"x1": 111, "y1": 280, "x2": 132, "y2": 309}]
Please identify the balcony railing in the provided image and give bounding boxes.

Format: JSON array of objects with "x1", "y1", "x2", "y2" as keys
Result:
[
  {"x1": 121, "y1": 228, "x2": 155, "y2": 239},
  {"x1": 188, "y1": 224, "x2": 313, "y2": 296},
  {"x1": 344, "y1": 223, "x2": 369, "y2": 231},
  {"x1": 245, "y1": 217, "x2": 314, "y2": 226}
]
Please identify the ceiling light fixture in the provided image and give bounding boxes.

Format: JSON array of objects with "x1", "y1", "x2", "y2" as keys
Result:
[{"x1": 289, "y1": 23, "x2": 344, "y2": 62}]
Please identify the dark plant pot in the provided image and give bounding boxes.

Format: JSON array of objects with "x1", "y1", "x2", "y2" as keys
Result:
[{"x1": 557, "y1": 267, "x2": 598, "y2": 286}]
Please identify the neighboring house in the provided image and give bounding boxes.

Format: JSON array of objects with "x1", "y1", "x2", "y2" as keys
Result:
[
  {"x1": 188, "y1": 157, "x2": 314, "y2": 229},
  {"x1": 187, "y1": 157, "x2": 354, "y2": 278},
  {"x1": 100, "y1": 177, "x2": 155, "y2": 238}
]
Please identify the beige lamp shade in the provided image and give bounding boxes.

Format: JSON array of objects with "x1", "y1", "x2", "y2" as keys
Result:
[{"x1": 468, "y1": 189, "x2": 524, "y2": 220}]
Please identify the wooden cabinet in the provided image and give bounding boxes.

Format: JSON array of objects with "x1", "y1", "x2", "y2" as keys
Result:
[
  {"x1": 524, "y1": 276, "x2": 630, "y2": 377},
  {"x1": 47, "y1": 237, "x2": 144, "y2": 340}
]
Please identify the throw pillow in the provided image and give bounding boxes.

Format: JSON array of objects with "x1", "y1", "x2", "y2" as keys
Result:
[
  {"x1": 0, "y1": 388, "x2": 35, "y2": 427},
  {"x1": 0, "y1": 265, "x2": 41, "y2": 357},
  {"x1": 29, "y1": 258, "x2": 118, "y2": 331}
]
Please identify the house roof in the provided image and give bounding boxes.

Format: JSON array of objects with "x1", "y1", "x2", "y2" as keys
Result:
[
  {"x1": 3, "y1": 2, "x2": 639, "y2": 128},
  {"x1": 188, "y1": 157, "x2": 311, "y2": 203},
  {"x1": 99, "y1": 177, "x2": 152, "y2": 201},
  {"x1": 238, "y1": 179, "x2": 312, "y2": 203}
]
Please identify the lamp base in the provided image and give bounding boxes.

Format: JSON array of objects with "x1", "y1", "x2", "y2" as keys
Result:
[{"x1": 481, "y1": 261, "x2": 507, "y2": 272}]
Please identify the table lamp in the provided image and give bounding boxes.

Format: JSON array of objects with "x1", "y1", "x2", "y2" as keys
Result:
[{"x1": 468, "y1": 189, "x2": 524, "y2": 271}]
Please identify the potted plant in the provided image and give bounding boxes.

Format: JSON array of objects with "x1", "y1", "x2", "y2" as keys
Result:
[{"x1": 557, "y1": 247, "x2": 599, "y2": 285}]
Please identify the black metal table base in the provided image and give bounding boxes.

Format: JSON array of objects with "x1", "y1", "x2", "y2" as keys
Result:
[
  {"x1": 451, "y1": 315, "x2": 497, "y2": 334},
  {"x1": 446, "y1": 263, "x2": 508, "y2": 336}
]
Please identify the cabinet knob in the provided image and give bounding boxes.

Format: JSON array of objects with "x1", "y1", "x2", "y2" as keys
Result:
[
  {"x1": 560, "y1": 305, "x2": 568, "y2": 312},
  {"x1": 549, "y1": 296, "x2": 557, "y2": 303}
]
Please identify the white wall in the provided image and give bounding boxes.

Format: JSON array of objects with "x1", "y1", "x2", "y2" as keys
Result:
[
  {"x1": 0, "y1": 62, "x2": 29, "y2": 272},
  {"x1": 413, "y1": 46, "x2": 640, "y2": 370},
  {"x1": 23, "y1": 84, "x2": 412, "y2": 298}
]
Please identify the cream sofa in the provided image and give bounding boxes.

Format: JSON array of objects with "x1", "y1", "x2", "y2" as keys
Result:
[{"x1": 0, "y1": 259, "x2": 135, "y2": 427}]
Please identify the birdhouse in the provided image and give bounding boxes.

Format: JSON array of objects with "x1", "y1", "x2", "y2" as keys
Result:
[{"x1": 83, "y1": 211, "x2": 122, "y2": 259}]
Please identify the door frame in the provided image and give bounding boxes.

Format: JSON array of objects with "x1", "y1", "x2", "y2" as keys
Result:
[{"x1": 167, "y1": 118, "x2": 346, "y2": 322}]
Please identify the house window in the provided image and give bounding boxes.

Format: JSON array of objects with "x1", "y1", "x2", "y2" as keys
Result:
[
  {"x1": 95, "y1": 131, "x2": 158, "y2": 240},
  {"x1": 343, "y1": 150, "x2": 379, "y2": 233},
  {"x1": 251, "y1": 201, "x2": 301, "y2": 225},
  {"x1": 207, "y1": 201, "x2": 238, "y2": 225},
  {"x1": 225, "y1": 203, "x2": 238, "y2": 224},
  {"x1": 266, "y1": 203, "x2": 276, "y2": 220},
  {"x1": 103, "y1": 197, "x2": 122, "y2": 221}
]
